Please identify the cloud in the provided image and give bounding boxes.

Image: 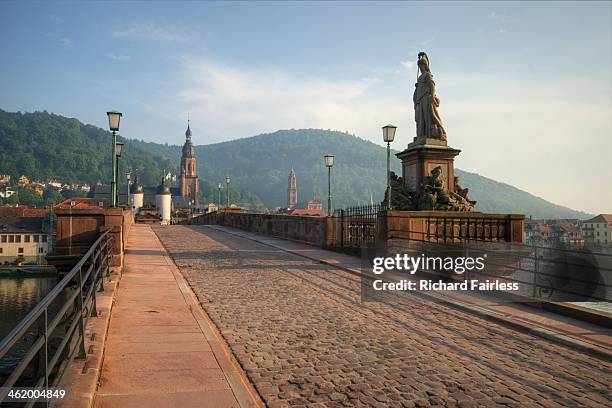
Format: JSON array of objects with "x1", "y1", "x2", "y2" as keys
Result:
[
  {"x1": 60, "y1": 37, "x2": 72, "y2": 48},
  {"x1": 49, "y1": 14, "x2": 63, "y2": 24},
  {"x1": 113, "y1": 23, "x2": 192, "y2": 42},
  {"x1": 107, "y1": 53, "x2": 132, "y2": 62},
  {"x1": 401, "y1": 60, "x2": 416, "y2": 71},
  {"x1": 488, "y1": 11, "x2": 512, "y2": 19},
  {"x1": 177, "y1": 58, "x2": 410, "y2": 145},
  {"x1": 174, "y1": 57, "x2": 610, "y2": 213}
]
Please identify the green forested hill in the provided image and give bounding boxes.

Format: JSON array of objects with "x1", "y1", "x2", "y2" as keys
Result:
[
  {"x1": 0, "y1": 110, "x2": 592, "y2": 218},
  {"x1": 0, "y1": 109, "x2": 175, "y2": 187},
  {"x1": 132, "y1": 129, "x2": 592, "y2": 219},
  {"x1": 0, "y1": 110, "x2": 262, "y2": 207}
]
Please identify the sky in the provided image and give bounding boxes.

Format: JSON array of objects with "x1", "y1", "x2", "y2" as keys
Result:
[{"x1": 0, "y1": 1, "x2": 610, "y2": 214}]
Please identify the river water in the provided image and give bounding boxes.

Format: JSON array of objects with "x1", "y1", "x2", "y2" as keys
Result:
[{"x1": 0, "y1": 275, "x2": 59, "y2": 371}]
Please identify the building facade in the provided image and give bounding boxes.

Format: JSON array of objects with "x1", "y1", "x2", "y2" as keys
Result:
[
  {"x1": 287, "y1": 169, "x2": 297, "y2": 209},
  {"x1": 582, "y1": 214, "x2": 612, "y2": 247},
  {"x1": 0, "y1": 207, "x2": 51, "y2": 264},
  {"x1": 179, "y1": 121, "x2": 199, "y2": 207}
]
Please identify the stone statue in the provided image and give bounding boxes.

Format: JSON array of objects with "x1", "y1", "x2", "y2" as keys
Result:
[
  {"x1": 418, "y1": 166, "x2": 475, "y2": 211},
  {"x1": 383, "y1": 172, "x2": 416, "y2": 210},
  {"x1": 413, "y1": 52, "x2": 447, "y2": 141}
]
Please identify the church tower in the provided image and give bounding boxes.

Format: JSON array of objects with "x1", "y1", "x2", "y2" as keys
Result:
[
  {"x1": 180, "y1": 120, "x2": 199, "y2": 206},
  {"x1": 287, "y1": 169, "x2": 297, "y2": 209}
]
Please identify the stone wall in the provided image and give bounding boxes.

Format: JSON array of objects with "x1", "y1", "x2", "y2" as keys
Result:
[
  {"x1": 188, "y1": 211, "x2": 333, "y2": 247},
  {"x1": 377, "y1": 210, "x2": 524, "y2": 243},
  {"x1": 188, "y1": 210, "x2": 525, "y2": 251},
  {"x1": 53, "y1": 206, "x2": 134, "y2": 268}
]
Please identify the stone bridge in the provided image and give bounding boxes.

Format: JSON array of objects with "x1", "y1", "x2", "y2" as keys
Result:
[{"x1": 59, "y1": 224, "x2": 610, "y2": 408}]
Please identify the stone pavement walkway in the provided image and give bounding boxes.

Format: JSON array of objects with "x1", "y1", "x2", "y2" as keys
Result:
[
  {"x1": 207, "y1": 226, "x2": 611, "y2": 357},
  {"x1": 154, "y1": 224, "x2": 611, "y2": 408},
  {"x1": 93, "y1": 224, "x2": 261, "y2": 408}
]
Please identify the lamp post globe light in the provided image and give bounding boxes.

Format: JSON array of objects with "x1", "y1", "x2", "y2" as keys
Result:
[
  {"x1": 107, "y1": 111, "x2": 122, "y2": 208},
  {"x1": 382, "y1": 125, "x2": 397, "y2": 210},
  {"x1": 324, "y1": 154, "x2": 335, "y2": 216},
  {"x1": 225, "y1": 176, "x2": 231, "y2": 209}
]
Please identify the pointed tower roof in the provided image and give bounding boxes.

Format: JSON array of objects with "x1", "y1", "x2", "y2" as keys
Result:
[
  {"x1": 182, "y1": 119, "x2": 195, "y2": 157},
  {"x1": 185, "y1": 119, "x2": 192, "y2": 139}
]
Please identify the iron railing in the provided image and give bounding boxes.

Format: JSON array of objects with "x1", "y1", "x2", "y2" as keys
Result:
[
  {"x1": 0, "y1": 231, "x2": 113, "y2": 406},
  {"x1": 387, "y1": 234, "x2": 612, "y2": 303},
  {"x1": 333, "y1": 205, "x2": 381, "y2": 249}
]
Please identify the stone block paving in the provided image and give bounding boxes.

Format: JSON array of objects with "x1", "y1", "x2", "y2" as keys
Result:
[{"x1": 154, "y1": 225, "x2": 611, "y2": 408}]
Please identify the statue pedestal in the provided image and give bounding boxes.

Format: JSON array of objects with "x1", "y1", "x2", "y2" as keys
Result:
[{"x1": 396, "y1": 141, "x2": 461, "y2": 196}]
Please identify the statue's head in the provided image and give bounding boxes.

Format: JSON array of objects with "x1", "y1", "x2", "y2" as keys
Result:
[
  {"x1": 431, "y1": 166, "x2": 442, "y2": 176},
  {"x1": 417, "y1": 52, "x2": 430, "y2": 73}
]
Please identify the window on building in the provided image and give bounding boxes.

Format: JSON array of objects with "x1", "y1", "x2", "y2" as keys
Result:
[
  {"x1": 0, "y1": 235, "x2": 5, "y2": 243},
  {"x1": 39, "y1": 248, "x2": 44, "y2": 254},
  {"x1": 18, "y1": 248, "x2": 24, "y2": 254},
  {"x1": 24, "y1": 235, "x2": 30, "y2": 243},
  {"x1": 42, "y1": 235, "x2": 47, "y2": 243},
  {"x1": 8, "y1": 235, "x2": 14, "y2": 243},
  {"x1": 0, "y1": 248, "x2": 3, "y2": 254},
  {"x1": 15, "y1": 235, "x2": 21, "y2": 243},
  {"x1": 33, "y1": 235, "x2": 39, "y2": 243}
]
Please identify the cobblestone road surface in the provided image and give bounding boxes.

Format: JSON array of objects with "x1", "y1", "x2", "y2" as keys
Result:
[{"x1": 154, "y1": 225, "x2": 611, "y2": 408}]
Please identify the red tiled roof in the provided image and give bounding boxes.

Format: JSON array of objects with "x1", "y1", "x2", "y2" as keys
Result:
[
  {"x1": 55, "y1": 197, "x2": 108, "y2": 209},
  {"x1": 0, "y1": 206, "x2": 49, "y2": 217},
  {"x1": 537, "y1": 224, "x2": 552, "y2": 233},
  {"x1": 288, "y1": 209, "x2": 325, "y2": 217},
  {"x1": 584, "y1": 214, "x2": 612, "y2": 223}
]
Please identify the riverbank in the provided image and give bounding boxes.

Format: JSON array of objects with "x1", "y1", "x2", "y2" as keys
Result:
[{"x1": 0, "y1": 266, "x2": 57, "y2": 277}]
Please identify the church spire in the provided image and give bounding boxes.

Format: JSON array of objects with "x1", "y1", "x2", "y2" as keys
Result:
[{"x1": 185, "y1": 114, "x2": 192, "y2": 140}]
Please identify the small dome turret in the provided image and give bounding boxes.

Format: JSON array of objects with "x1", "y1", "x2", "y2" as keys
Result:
[
  {"x1": 130, "y1": 176, "x2": 144, "y2": 194},
  {"x1": 156, "y1": 178, "x2": 171, "y2": 195}
]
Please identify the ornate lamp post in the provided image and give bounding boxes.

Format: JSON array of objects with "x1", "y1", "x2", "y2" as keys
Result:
[
  {"x1": 115, "y1": 142, "x2": 124, "y2": 206},
  {"x1": 217, "y1": 183, "x2": 222, "y2": 210},
  {"x1": 225, "y1": 176, "x2": 231, "y2": 209},
  {"x1": 107, "y1": 111, "x2": 122, "y2": 207},
  {"x1": 324, "y1": 154, "x2": 335, "y2": 216},
  {"x1": 382, "y1": 125, "x2": 397, "y2": 210},
  {"x1": 126, "y1": 172, "x2": 131, "y2": 208}
]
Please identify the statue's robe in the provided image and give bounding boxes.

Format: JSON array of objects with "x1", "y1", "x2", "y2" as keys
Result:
[{"x1": 413, "y1": 72, "x2": 447, "y2": 141}]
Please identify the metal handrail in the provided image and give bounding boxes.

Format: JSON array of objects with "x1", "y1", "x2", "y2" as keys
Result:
[
  {"x1": 385, "y1": 235, "x2": 612, "y2": 303},
  {"x1": 0, "y1": 230, "x2": 113, "y2": 404}
]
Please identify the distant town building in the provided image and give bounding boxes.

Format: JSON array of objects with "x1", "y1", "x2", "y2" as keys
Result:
[
  {"x1": 524, "y1": 218, "x2": 585, "y2": 247},
  {"x1": 287, "y1": 208, "x2": 325, "y2": 217},
  {"x1": 47, "y1": 179, "x2": 62, "y2": 189},
  {"x1": 0, "y1": 207, "x2": 52, "y2": 264},
  {"x1": 582, "y1": 214, "x2": 612, "y2": 247},
  {"x1": 287, "y1": 169, "x2": 297, "y2": 209},
  {"x1": 0, "y1": 186, "x2": 15, "y2": 199},
  {"x1": 30, "y1": 182, "x2": 45, "y2": 196},
  {"x1": 55, "y1": 197, "x2": 108, "y2": 209},
  {"x1": 206, "y1": 203, "x2": 218, "y2": 213},
  {"x1": 17, "y1": 175, "x2": 29, "y2": 187},
  {"x1": 0, "y1": 175, "x2": 10, "y2": 185},
  {"x1": 179, "y1": 121, "x2": 199, "y2": 207},
  {"x1": 306, "y1": 199, "x2": 323, "y2": 211}
]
